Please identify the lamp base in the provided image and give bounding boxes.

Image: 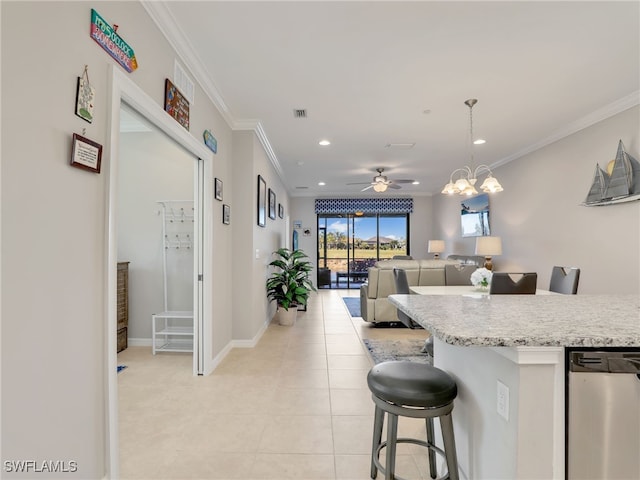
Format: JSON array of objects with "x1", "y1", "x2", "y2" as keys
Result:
[
  {"x1": 433, "y1": 253, "x2": 440, "y2": 259},
  {"x1": 484, "y1": 256, "x2": 493, "y2": 271}
]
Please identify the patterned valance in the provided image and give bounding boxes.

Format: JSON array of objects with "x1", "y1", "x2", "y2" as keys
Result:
[{"x1": 315, "y1": 198, "x2": 413, "y2": 214}]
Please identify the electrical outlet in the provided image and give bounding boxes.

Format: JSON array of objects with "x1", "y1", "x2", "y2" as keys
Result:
[{"x1": 497, "y1": 380, "x2": 510, "y2": 421}]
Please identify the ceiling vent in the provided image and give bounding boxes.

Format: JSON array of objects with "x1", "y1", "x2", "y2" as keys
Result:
[
  {"x1": 296, "y1": 186, "x2": 309, "y2": 189},
  {"x1": 293, "y1": 109, "x2": 307, "y2": 118},
  {"x1": 385, "y1": 143, "x2": 415, "y2": 149}
]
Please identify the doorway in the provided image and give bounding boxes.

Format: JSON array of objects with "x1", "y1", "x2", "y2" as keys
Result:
[
  {"x1": 317, "y1": 213, "x2": 410, "y2": 288},
  {"x1": 106, "y1": 67, "x2": 213, "y2": 478},
  {"x1": 117, "y1": 104, "x2": 197, "y2": 368}
]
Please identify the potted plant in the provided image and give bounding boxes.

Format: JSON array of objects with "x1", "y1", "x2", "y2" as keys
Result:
[{"x1": 266, "y1": 248, "x2": 316, "y2": 325}]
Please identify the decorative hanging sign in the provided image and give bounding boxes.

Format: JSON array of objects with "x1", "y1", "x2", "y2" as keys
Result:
[
  {"x1": 70, "y1": 133, "x2": 103, "y2": 173},
  {"x1": 90, "y1": 9, "x2": 138, "y2": 73},
  {"x1": 164, "y1": 79, "x2": 189, "y2": 130},
  {"x1": 75, "y1": 65, "x2": 95, "y2": 123},
  {"x1": 203, "y1": 130, "x2": 217, "y2": 153}
]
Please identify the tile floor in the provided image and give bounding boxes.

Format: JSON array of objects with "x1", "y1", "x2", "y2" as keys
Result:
[{"x1": 118, "y1": 289, "x2": 433, "y2": 479}]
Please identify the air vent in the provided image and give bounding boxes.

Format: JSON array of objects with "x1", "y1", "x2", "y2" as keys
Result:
[
  {"x1": 296, "y1": 186, "x2": 309, "y2": 189},
  {"x1": 385, "y1": 143, "x2": 415, "y2": 149},
  {"x1": 293, "y1": 109, "x2": 307, "y2": 118}
]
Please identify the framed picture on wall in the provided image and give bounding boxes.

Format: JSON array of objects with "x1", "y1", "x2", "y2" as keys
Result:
[
  {"x1": 461, "y1": 193, "x2": 491, "y2": 237},
  {"x1": 215, "y1": 178, "x2": 223, "y2": 201},
  {"x1": 222, "y1": 204, "x2": 230, "y2": 225},
  {"x1": 278, "y1": 203, "x2": 284, "y2": 219},
  {"x1": 268, "y1": 188, "x2": 276, "y2": 220},
  {"x1": 257, "y1": 175, "x2": 266, "y2": 227}
]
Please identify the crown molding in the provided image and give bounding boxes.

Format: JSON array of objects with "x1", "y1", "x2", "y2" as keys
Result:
[
  {"x1": 141, "y1": 1, "x2": 286, "y2": 184},
  {"x1": 492, "y1": 90, "x2": 640, "y2": 169}
]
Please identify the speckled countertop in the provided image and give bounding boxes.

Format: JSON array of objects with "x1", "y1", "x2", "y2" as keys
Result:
[{"x1": 389, "y1": 294, "x2": 640, "y2": 347}]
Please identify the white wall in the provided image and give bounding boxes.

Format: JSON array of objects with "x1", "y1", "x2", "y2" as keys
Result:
[
  {"x1": 231, "y1": 131, "x2": 290, "y2": 341},
  {"x1": 0, "y1": 2, "x2": 238, "y2": 476},
  {"x1": 118, "y1": 127, "x2": 195, "y2": 340},
  {"x1": 432, "y1": 106, "x2": 640, "y2": 294}
]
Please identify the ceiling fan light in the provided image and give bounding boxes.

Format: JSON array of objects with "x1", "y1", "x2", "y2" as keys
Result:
[{"x1": 373, "y1": 182, "x2": 387, "y2": 192}]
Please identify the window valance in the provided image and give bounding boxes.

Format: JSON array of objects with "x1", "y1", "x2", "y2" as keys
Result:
[{"x1": 315, "y1": 198, "x2": 413, "y2": 214}]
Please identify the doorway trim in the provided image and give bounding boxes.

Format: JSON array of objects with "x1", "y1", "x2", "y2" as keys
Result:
[{"x1": 105, "y1": 66, "x2": 213, "y2": 478}]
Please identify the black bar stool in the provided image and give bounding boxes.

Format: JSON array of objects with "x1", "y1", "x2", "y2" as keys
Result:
[{"x1": 367, "y1": 361, "x2": 459, "y2": 480}]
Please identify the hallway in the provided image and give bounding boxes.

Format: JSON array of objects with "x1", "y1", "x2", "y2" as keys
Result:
[{"x1": 117, "y1": 289, "x2": 430, "y2": 479}]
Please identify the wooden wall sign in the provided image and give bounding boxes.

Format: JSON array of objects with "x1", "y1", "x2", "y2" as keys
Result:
[{"x1": 164, "y1": 79, "x2": 190, "y2": 130}]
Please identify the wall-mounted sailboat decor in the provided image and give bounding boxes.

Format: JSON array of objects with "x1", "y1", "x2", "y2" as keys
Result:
[{"x1": 582, "y1": 140, "x2": 640, "y2": 206}]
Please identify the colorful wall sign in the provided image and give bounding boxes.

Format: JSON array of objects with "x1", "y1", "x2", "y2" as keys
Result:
[
  {"x1": 203, "y1": 130, "x2": 217, "y2": 153},
  {"x1": 90, "y1": 9, "x2": 138, "y2": 73},
  {"x1": 164, "y1": 79, "x2": 189, "y2": 130}
]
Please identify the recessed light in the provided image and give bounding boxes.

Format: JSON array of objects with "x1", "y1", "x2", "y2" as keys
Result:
[
  {"x1": 412, "y1": 181, "x2": 420, "y2": 185},
  {"x1": 318, "y1": 182, "x2": 326, "y2": 186},
  {"x1": 319, "y1": 140, "x2": 331, "y2": 146},
  {"x1": 474, "y1": 139, "x2": 486, "y2": 145}
]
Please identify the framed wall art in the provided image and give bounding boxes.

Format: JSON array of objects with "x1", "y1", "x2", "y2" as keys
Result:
[
  {"x1": 70, "y1": 133, "x2": 102, "y2": 173},
  {"x1": 460, "y1": 193, "x2": 490, "y2": 237},
  {"x1": 257, "y1": 175, "x2": 266, "y2": 227},
  {"x1": 215, "y1": 178, "x2": 223, "y2": 201},
  {"x1": 278, "y1": 203, "x2": 284, "y2": 219},
  {"x1": 268, "y1": 189, "x2": 276, "y2": 220},
  {"x1": 222, "y1": 204, "x2": 230, "y2": 225}
]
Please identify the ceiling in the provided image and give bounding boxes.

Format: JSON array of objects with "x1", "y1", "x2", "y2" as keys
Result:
[{"x1": 145, "y1": 1, "x2": 639, "y2": 197}]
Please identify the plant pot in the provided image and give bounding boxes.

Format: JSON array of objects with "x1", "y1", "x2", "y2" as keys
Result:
[{"x1": 274, "y1": 306, "x2": 297, "y2": 326}]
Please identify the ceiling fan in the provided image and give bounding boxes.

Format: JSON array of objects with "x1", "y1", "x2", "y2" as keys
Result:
[{"x1": 347, "y1": 168, "x2": 417, "y2": 192}]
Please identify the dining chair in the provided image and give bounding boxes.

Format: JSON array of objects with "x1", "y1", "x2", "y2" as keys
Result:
[
  {"x1": 549, "y1": 266, "x2": 580, "y2": 294},
  {"x1": 489, "y1": 272, "x2": 538, "y2": 294},
  {"x1": 445, "y1": 264, "x2": 477, "y2": 286}
]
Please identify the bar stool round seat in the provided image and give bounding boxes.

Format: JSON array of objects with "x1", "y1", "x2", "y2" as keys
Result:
[{"x1": 367, "y1": 361, "x2": 459, "y2": 480}]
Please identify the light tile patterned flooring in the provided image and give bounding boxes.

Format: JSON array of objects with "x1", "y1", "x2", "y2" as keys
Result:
[{"x1": 118, "y1": 289, "x2": 431, "y2": 479}]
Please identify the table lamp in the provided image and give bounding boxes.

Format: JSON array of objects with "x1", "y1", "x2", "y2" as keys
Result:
[
  {"x1": 475, "y1": 236, "x2": 502, "y2": 270},
  {"x1": 428, "y1": 240, "x2": 445, "y2": 259}
]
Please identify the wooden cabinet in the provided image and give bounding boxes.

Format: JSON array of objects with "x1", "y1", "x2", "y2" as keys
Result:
[{"x1": 117, "y1": 262, "x2": 129, "y2": 353}]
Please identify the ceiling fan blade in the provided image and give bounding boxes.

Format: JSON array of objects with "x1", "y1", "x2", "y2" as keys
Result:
[
  {"x1": 347, "y1": 182, "x2": 374, "y2": 185},
  {"x1": 387, "y1": 183, "x2": 402, "y2": 189},
  {"x1": 361, "y1": 185, "x2": 374, "y2": 191},
  {"x1": 392, "y1": 179, "x2": 415, "y2": 184}
]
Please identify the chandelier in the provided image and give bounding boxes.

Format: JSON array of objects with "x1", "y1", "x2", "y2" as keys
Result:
[{"x1": 441, "y1": 99, "x2": 503, "y2": 196}]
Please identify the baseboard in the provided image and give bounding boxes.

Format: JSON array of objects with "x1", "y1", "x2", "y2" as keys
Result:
[
  {"x1": 201, "y1": 320, "x2": 270, "y2": 375},
  {"x1": 127, "y1": 337, "x2": 152, "y2": 347}
]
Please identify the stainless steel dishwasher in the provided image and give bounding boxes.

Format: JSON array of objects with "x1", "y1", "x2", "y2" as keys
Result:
[{"x1": 567, "y1": 348, "x2": 640, "y2": 480}]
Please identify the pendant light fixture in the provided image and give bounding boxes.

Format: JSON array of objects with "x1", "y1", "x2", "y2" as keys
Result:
[{"x1": 441, "y1": 99, "x2": 503, "y2": 196}]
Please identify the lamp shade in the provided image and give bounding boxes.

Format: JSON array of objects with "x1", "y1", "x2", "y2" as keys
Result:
[
  {"x1": 428, "y1": 240, "x2": 445, "y2": 254},
  {"x1": 475, "y1": 236, "x2": 502, "y2": 256}
]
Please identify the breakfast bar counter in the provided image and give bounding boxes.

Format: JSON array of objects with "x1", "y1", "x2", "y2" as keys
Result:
[{"x1": 388, "y1": 293, "x2": 640, "y2": 480}]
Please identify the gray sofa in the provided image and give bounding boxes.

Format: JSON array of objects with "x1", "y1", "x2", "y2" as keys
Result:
[{"x1": 359, "y1": 255, "x2": 483, "y2": 324}]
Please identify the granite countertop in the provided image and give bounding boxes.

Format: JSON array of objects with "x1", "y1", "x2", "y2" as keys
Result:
[{"x1": 389, "y1": 293, "x2": 640, "y2": 347}]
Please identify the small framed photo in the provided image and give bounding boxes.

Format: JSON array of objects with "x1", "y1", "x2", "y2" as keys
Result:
[
  {"x1": 70, "y1": 133, "x2": 102, "y2": 173},
  {"x1": 222, "y1": 204, "x2": 230, "y2": 225},
  {"x1": 268, "y1": 188, "x2": 276, "y2": 220},
  {"x1": 278, "y1": 203, "x2": 284, "y2": 219},
  {"x1": 257, "y1": 175, "x2": 266, "y2": 227},
  {"x1": 215, "y1": 178, "x2": 223, "y2": 201}
]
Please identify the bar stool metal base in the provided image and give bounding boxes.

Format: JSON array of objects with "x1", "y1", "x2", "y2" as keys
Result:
[{"x1": 370, "y1": 393, "x2": 459, "y2": 480}]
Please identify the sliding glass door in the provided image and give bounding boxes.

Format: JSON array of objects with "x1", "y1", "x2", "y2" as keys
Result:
[{"x1": 317, "y1": 213, "x2": 409, "y2": 289}]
